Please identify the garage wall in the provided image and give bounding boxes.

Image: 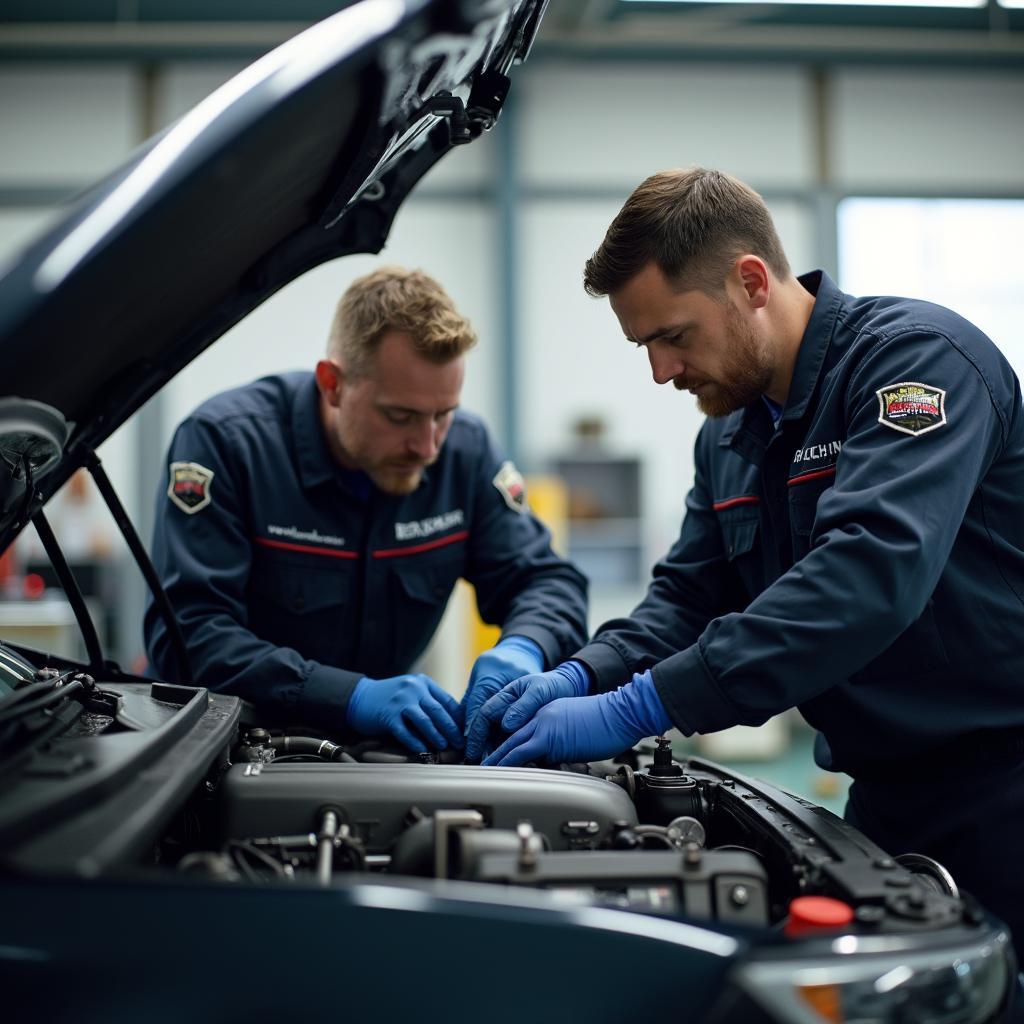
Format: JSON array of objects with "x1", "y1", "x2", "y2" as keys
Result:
[
  {"x1": 517, "y1": 64, "x2": 818, "y2": 189},
  {"x1": 829, "y1": 68, "x2": 1024, "y2": 190}
]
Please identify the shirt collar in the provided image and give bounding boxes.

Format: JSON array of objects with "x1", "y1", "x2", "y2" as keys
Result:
[
  {"x1": 781, "y1": 269, "x2": 845, "y2": 422},
  {"x1": 762, "y1": 395, "x2": 783, "y2": 425},
  {"x1": 291, "y1": 374, "x2": 337, "y2": 490}
]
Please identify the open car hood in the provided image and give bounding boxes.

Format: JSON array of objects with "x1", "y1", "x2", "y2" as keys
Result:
[{"x1": 0, "y1": 0, "x2": 545, "y2": 548}]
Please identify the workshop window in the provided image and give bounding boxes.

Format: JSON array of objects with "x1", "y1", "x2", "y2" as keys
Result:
[{"x1": 838, "y1": 197, "x2": 1024, "y2": 383}]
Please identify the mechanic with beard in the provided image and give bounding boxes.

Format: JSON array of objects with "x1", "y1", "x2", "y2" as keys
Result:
[
  {"x1": 145, "y1": 266, "x2": 588, "y2": 754},
  {"x1": 472, "y1": 167, "x2": 1024, "y2": 956}
]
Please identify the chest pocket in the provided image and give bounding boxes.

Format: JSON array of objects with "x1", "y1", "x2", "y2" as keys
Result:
[
  {"x1": 385, "y1": 548, "x2": 465, "y2": 673},
  {"x1": 717, "y1": 513, "x2": 762, "y2": 601},
  {"x1": 788, "y1": 471, "x2": 836, "y2": 560},
  {"x1": 248, "y1": 561, "x2": 353, "y2": 664}
]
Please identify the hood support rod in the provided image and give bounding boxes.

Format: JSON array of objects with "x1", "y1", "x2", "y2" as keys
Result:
[
  {"x1": 30, "y1": 507, "x2": 105, "y2": 677},
  {"x1": 85, "y1": 452, "x2": 195, "y2": 687}
]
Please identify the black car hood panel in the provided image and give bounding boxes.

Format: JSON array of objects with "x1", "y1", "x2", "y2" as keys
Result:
[{"x1": 0, "y1": 0, "x2": 541, "y2": 545}]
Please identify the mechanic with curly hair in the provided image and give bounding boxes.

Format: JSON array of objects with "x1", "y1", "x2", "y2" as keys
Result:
[
  {"x1": 473, "y1": 167, "x2": 1024, "y2": 962},
  {"x1": 145, "y1": 266, "x2": 588, "y2": 755}
]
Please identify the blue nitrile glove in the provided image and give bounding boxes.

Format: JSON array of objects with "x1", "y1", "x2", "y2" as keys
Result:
[
  {"x1": 482, "y1": 669, "x2": 671, "y2": 768},
  {"x1": 461, "y1": 636, "x2": 544, "y2": 752},
  {"x1": 347, "y1": 673, "x2": 463, "y2": 754},
  {"x1": 465, "y1": 660, "x2": 591, "y2": 764}
]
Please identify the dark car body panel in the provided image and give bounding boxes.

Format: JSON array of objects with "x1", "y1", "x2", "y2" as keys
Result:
[{"x1": 2, "y1": 872, "x2": 744, "y2": 1024}]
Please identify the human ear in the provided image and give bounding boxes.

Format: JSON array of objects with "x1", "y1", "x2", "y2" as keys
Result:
[
  {"x1": 734, "y1": 255, "x2": 770, "y2": 309},
  {"x1": 315, "y1": 359, "x2": 344, "y2": 406}
]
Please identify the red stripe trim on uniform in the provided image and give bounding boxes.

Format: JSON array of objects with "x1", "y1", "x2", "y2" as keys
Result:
[
  {"x1": 712, "y1": 495, "x2": 760, "y2": 512},
  {"x1": 788, "y1": 466, "x2": 837, "y2": 487},
  {"x1": 254, "y1": 536, "x2": 359, "y2": 559},
  {"x1": 373, "y1": 530, "x2": 469, "y2": 559}
]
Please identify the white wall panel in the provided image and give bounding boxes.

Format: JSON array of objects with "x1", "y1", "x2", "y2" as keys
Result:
[
  {"x1": 831, "y1": 70, "x2": 1024, "y2": 191},
  {"x1": 162, "y1": 200, "x2": 497, "y2": 454},
  {"x1": 0, "y1": 67, "x2": 139, "y2": 185},
  {"x1": 517, "y1": 63, "x2": 816, "y2": 189},
  {"x1": 765, "y1": 198, "x2": 815, "y2": 278}
]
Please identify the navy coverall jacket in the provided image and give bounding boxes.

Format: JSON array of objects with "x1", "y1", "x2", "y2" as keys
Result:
[
  {"x1": 575, "y1": 271, "x2": 1024, "y2": 779},
  {"x1": 144, "y1": 372, "x2": 588, "y2": 722}
]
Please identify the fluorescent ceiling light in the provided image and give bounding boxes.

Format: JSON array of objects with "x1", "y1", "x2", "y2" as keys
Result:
[
  {"x1": 996, "y1": 0, "x2": 1024, "y2": 7},
  {"x1": 622, "y1": 0, "x2": 987, "y2": 8}
]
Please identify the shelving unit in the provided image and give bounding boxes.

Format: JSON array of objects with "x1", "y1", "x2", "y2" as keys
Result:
[{"x1": 553, "y1": 454, "x2": 643, "y2": 586}]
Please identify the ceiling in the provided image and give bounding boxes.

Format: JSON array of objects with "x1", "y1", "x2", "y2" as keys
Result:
[{"x1": 0, "y1": 0, "x2": 1021, "y2": 65}]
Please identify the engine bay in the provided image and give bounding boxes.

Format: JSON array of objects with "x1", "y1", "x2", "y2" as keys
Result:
[{"x1": 0, "y1": 651, "x2": 982, "y2": 945}]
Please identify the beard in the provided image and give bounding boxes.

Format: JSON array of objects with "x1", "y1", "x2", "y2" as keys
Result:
[
  {"x1": 675, "y1": 308, "x2": 773, "y2": 418},
  {"x1": 366, "y1": 460, "x2": 431, "y2": 495}
]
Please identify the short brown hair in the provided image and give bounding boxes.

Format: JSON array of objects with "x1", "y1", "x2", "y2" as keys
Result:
[
  {"x1": 583, "y1": 167, "x2": 790, "y2": 298},
  {"x1": 329, "y1": 266, "x2": 477, "y2": 376}
]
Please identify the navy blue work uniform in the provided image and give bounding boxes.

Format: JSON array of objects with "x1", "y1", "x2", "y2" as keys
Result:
[
  {"x1": 574, "y1": 271, "x2": 1024, "y2": 949},
  {"x1": 144, "y1": 372, "x2": 588, "y2": 725}
]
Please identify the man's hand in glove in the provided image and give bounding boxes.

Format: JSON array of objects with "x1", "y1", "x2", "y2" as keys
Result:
[
  {"x1": 465, "y1": 660, "x2": 590, "y2": 763},
  {"x1": 347, "y1": 673, "x2": 463, "y2": 753},
  {"x1": 461, "y1": 636, "x2": 544, "y2": 755},
  {"x1": 481, "y1": 669, "x2": 671, "y2": 767}
]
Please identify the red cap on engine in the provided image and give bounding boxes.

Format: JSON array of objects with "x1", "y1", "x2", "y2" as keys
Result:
[{"x1": 785, "y1": 896, "x2": 855, "y2": 938}]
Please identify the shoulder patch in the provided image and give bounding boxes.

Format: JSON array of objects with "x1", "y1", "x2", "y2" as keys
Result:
[
  {"x1": 876, "y1": 381, "x2": 947, "y2": 437},
  {"x1": 168, "y1": 461, "x2": 214, "y2": 514},
  {"x1": 492, "y1": 460, "x2": 528, "y2": 513}
]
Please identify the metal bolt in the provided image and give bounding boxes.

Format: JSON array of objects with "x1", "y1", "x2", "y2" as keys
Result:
[
  {"x1": 517, "y1": 821, "x2": 537, "y2": 870},
  {"x1": 730, "y1": 885, "x2": 750, "y2": 907}
]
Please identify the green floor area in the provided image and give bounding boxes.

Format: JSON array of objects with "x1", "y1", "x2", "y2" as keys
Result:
[{"x1": 673, "y1": 726, "x2": 852, "y2": 817}]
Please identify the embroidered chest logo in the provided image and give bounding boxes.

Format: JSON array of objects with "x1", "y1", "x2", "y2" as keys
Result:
[
  {"x1": 395, "y1": 509, "x2": 464, "y2": 541},
  {"x1": 267, "y1": 524, "x2": 346, "y2": 547},
  {"x1": 876, "y1": 381, "x2": 947, "y2": 436},
  {"x1": 167, "y1": 461, "x2": 214, "y2": 514},
  {"x1": 793, "y1": 440, "x2": 843, "y2": 465}
]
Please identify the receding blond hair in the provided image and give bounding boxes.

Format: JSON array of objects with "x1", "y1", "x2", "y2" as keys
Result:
[
  {"x1": 584, "y1": 167, "x2": 790, "y2": 298},
  {"x1": 328, "y1": 266, "x2": 477, "y2": 377}
]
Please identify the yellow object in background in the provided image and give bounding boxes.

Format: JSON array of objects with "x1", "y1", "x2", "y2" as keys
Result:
[{"x1": 465, "y1": 474, "x2": 569, "y2": 666}]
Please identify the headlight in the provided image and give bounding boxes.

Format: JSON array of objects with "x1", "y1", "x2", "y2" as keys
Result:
[{"x1": 735, "y1": 931, "x2": 1012, "y2": 1023}]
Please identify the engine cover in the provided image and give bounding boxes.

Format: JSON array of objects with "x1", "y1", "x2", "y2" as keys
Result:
[{"x1": 218, "y1": 762, "x2": 638, "y2": 853}]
